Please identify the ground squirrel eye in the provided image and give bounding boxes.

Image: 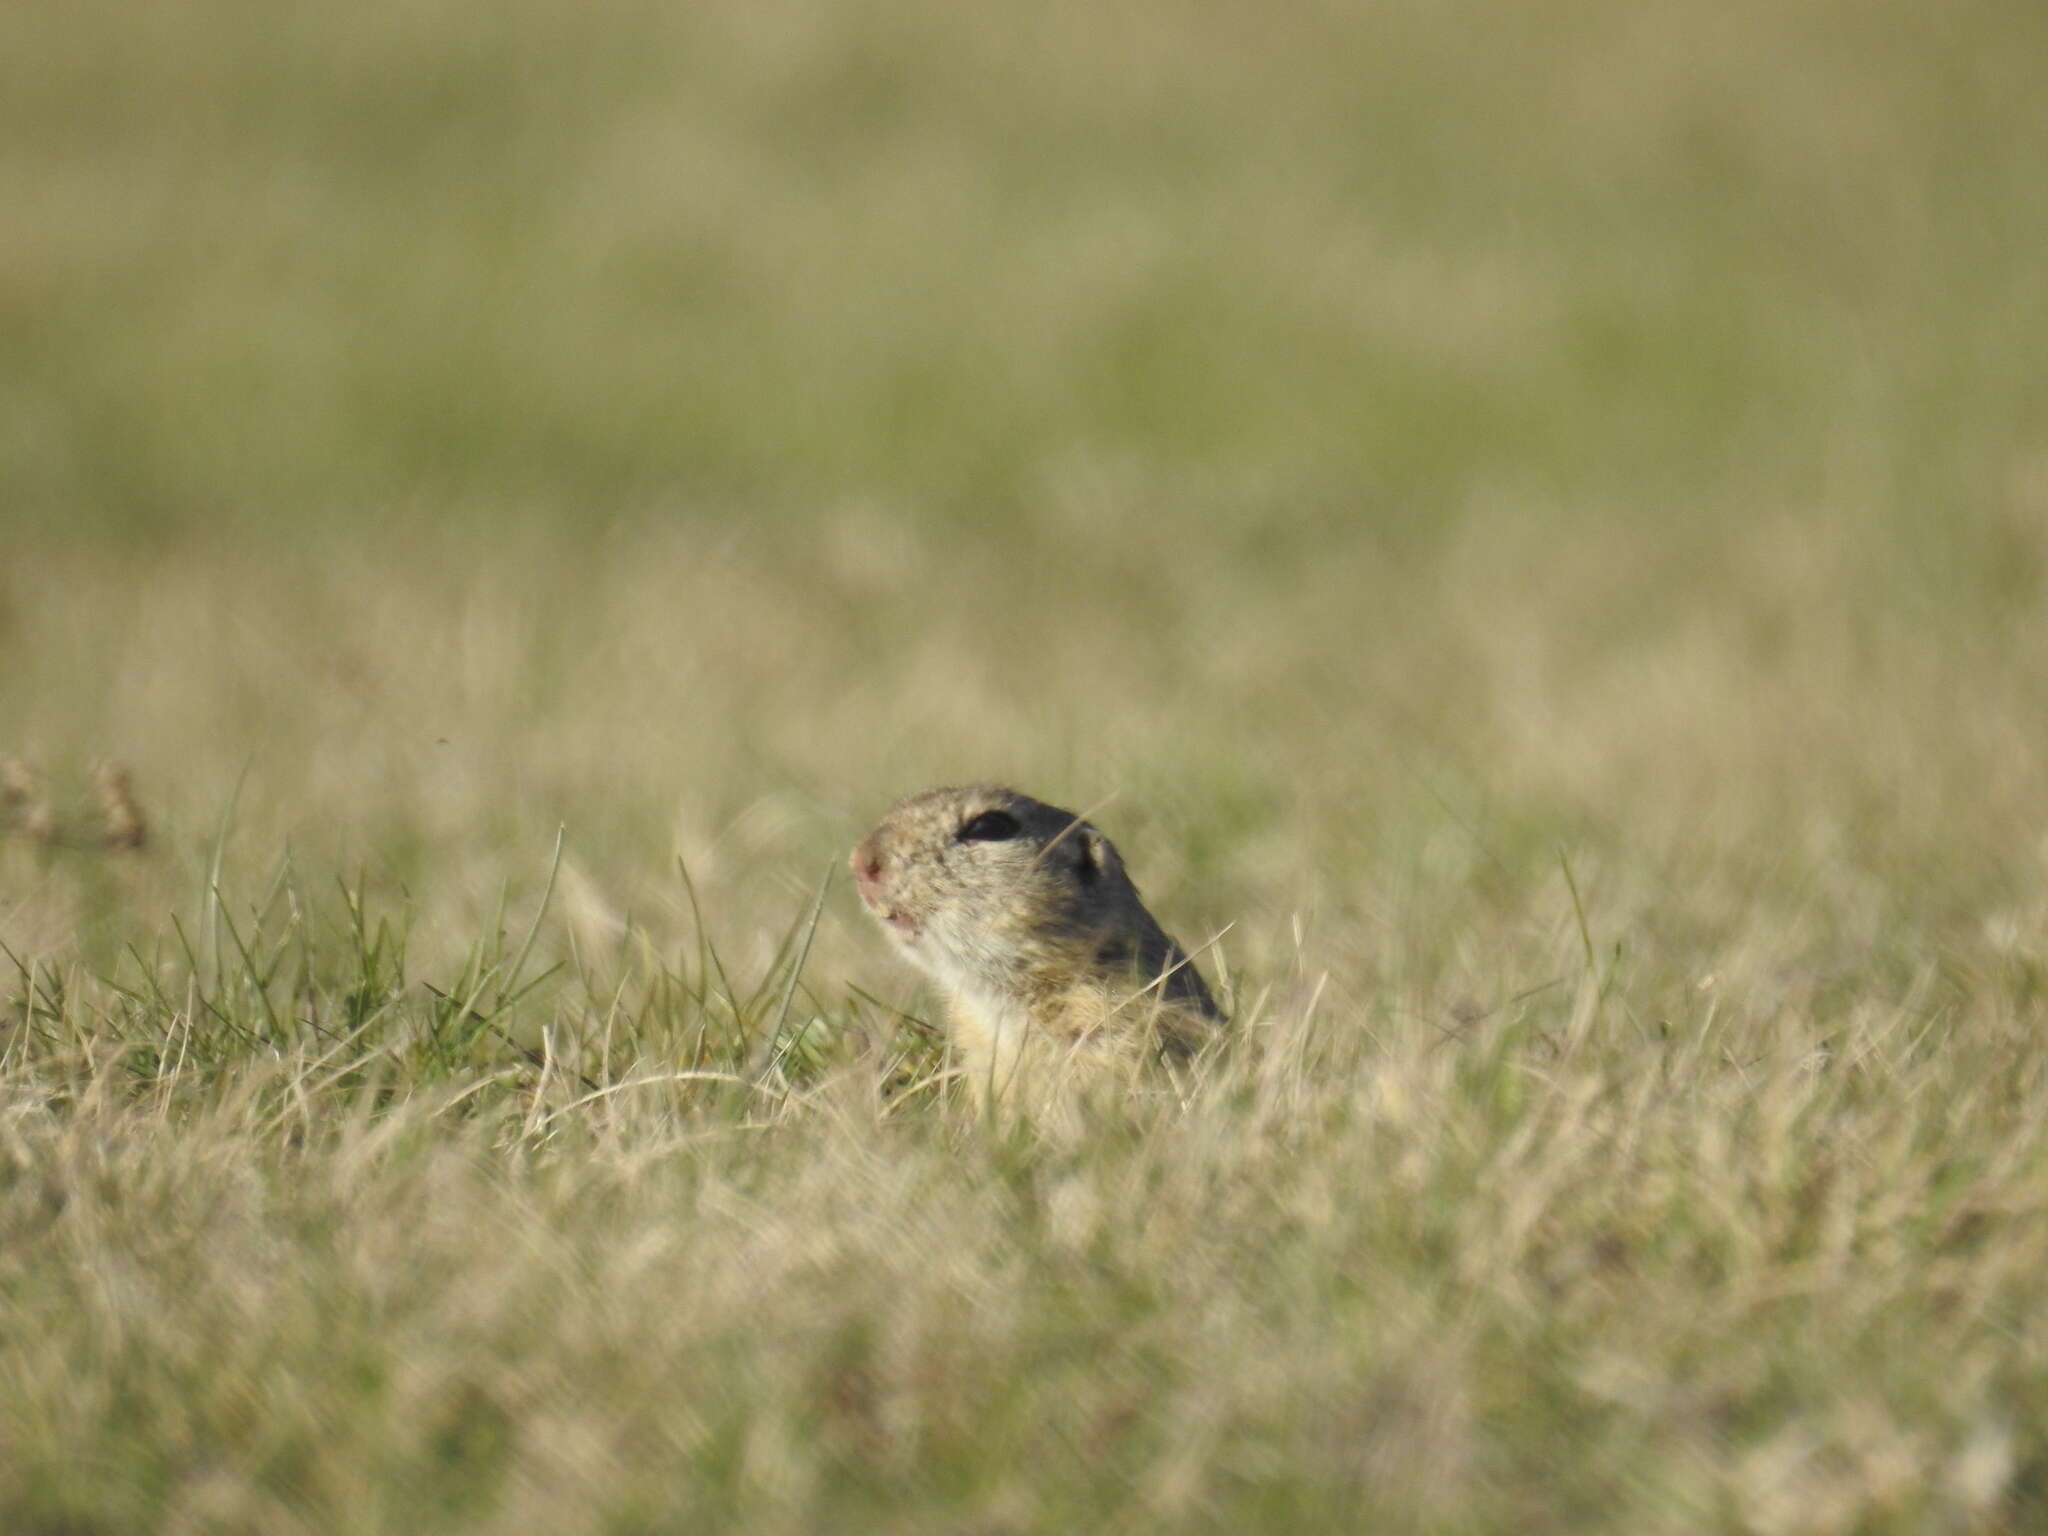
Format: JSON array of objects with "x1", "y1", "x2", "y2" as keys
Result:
[{"x1": 957, "y1": 809, "x2": 1021, "y2": 842}]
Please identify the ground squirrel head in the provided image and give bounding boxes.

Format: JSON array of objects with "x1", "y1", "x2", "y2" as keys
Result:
[
  {"x1": 853, "y1": 786, "x2": 1130, "y2": 966},
  {"x1": 852, "y1": 786, "x2": 1224, "y2": 1078}
]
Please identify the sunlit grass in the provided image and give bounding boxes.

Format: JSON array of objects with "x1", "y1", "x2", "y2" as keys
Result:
[
  {"x1": 6, "y1": 504, "x2": 2047, "y2": 1529},
  {"x1": 5, "y1": 0, "x2": 2048, "y2": 1526}
]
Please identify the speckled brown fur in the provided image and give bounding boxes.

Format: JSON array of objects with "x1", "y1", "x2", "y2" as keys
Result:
[{"x1": 852, "y1": 785, "x2": 1225, "y2": 1107}]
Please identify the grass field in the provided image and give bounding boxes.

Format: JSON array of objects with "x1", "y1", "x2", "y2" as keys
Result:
[{"x1": 5, "y1": 0, "x2": 2048, "y2": 1529}]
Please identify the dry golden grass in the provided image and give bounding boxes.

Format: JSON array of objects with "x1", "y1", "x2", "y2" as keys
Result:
[
  {"x1": 7, "y1": 508, "x2": 2048, "y2": 1531},
  {"x1": 5, "y1": 0, "x2": 2048, "y2": 1527}
]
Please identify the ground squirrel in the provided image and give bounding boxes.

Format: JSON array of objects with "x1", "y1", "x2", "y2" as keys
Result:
[{"x1": 852, "y1": 785, "x2": 1226, "y2": 1106}]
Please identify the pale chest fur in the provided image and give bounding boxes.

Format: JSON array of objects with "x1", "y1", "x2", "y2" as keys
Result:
[{"x1": 942, "y1": 970, "x2": 1120, "y2": 1103}]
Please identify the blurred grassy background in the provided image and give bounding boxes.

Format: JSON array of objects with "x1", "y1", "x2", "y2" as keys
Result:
[
  {"x1": 6, "y1": 0, "x2": 2043, "y2": 536},
  {"x1": 5, "y1": 0, "x2": 2048, "y2": 1528},
  {"x1": 4, "y1": 0, "x2": 2045, "y2": 985}
]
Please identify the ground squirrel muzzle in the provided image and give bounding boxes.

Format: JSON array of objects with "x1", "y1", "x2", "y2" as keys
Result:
[{"x1": 852, "y1": 785, "x2": 1225, "y2": 1105}]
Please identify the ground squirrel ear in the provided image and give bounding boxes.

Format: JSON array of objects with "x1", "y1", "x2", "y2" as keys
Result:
[{"x1": 1074, "y1": 827, "x2": 1121, "y2": 889}]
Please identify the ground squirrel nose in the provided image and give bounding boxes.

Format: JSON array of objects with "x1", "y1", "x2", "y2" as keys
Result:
[{"x1": 851, "y1": 836, "x2": 886, "y2": 901}]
